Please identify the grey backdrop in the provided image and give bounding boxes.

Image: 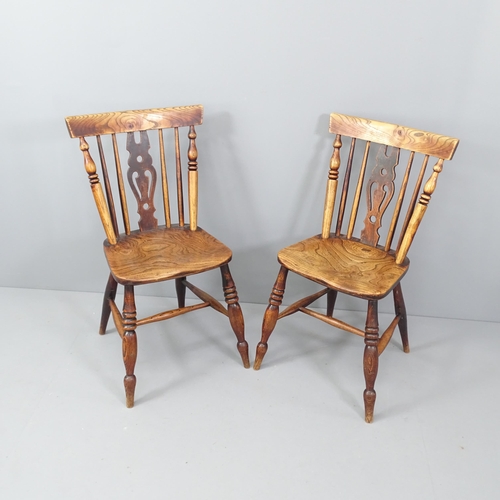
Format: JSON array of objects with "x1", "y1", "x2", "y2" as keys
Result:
[{"x1": 1, "y1": 0, "x2": 498, "y2": 322}]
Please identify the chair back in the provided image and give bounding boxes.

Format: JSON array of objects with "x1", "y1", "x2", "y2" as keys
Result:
[
  {"x1": 66, "y1": 105, "x2": 203, "y2": 245},
  {"x1": 321, "y1": 113, "x2": 459, "y2": 264}
]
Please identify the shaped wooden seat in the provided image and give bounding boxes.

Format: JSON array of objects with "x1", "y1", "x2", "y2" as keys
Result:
[
  {"x1": 66, "y1": 105, "x2": 249, "y2": 408},
  {"x1": 254, "y1": 113, "x2": 459, "y2": 422},
  {"x1": 104, "y1": 226, "x2": 232, "y2": 285},
  {"x1": 278, "y1": 236, "x2": 409, "y2": 300}
]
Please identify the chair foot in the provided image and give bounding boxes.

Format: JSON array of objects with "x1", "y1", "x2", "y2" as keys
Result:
[
  {"x1": 363, "y1": 389, "x2": 376, "y2": 423},
  {"x1": 253, "y1": 342, "x2": 268, "y2": 370},
  {"x1": 221, "y1": 265, "x2": 250, "y2": 368},
  {"x1": 363, "y1": 300, "x2": 379, "y2": 423},
  {"x1": 99, "y1": 273, "x2": 118, "y2": 335},
  {"x1": 393, "y1": 283, "x2": 410, "y2": 353},
  {"x1": 122, "y1": 286, "x2": 138, "y2": 408},
  {"x1": 124, "y1": 375, "x2": 137, "y2": 408},
  {"x1": 237, "y1": 341, "x2": 250, "y2": 369},
  {"x1": 254, "y1": 266, "x2": 288, "y2": 370}
]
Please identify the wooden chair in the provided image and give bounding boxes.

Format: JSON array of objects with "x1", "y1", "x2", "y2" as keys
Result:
[
  {"x1": 254, "y1": 113, "x2": 459, "y2": 422},
  {"x1": 65, "y1": 105, "x2": 249, "y2": 408}
]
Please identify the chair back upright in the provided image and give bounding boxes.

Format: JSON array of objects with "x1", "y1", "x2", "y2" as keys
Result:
[
  {"x1": 322, "y1": 113, "x2": 459, "y2": 264},
  {"x1": 66, "y1": 105, "x2": 204, "y2": 245}
]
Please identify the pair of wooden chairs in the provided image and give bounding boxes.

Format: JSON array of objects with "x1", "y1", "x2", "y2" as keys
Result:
[{"x1": 65, "y1": 105, "x2": 458, "y2": 422}]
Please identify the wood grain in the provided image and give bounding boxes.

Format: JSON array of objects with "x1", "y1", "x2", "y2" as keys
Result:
[
  {"x1": 104, "y1": 226, "x2": 232, "y2": 285},
  {"x1": 330, "y1": 113, "x2": 459, "y2": 160},
  {"x1": 66, "y1": 105, "x2": 203, "y2": 138},
  {"x1": 278, "y1": 236, "x2": 409, "y2": 300}
]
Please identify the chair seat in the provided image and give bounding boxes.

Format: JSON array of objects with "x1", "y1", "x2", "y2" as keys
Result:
[
  {"x1": 277, "y1": 235, "x2": 410, "y2": 300},
  {"x1": 104, "y1": 225, "x2": 232, "y2": 285}
]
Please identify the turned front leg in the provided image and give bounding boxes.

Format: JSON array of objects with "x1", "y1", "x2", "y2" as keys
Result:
[
  {"x1": 221, "y1": 264, "x2": 249, "y2": 368},
  {"x1": 123, "y1": 285, "x2": 138, "y2": 408},
  {"x1": 363, "y1": 300, "x2": 379, "y2": 423},
  {"x1": 254, "y1": 266, "x2": 288, "y2": 370}
]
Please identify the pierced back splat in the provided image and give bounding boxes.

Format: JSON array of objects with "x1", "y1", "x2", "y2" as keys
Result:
[
  {"x1": 360, "y1": 145, "x2": 400, "y2": 246},
  {"x1": 126, "y1": 131, "x2": 158, "y2": 231}
]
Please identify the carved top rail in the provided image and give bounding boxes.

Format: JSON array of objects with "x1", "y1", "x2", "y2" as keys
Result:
[
  {"x1": 329, "y1": 113, "x2": 459, "y2": 160},
  {"x1": 66, "y1": 105, "x2": 203, "y2": 138}
]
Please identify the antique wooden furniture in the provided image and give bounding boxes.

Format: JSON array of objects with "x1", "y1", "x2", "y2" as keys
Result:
[
  {"x1": 254, "y1": 113, "x2": 459, "y2": 422},
  {"x1": 66, "y1": 105, "x2": 249, "y2": 408}
]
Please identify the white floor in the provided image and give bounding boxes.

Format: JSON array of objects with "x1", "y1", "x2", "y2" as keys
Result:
[{"x1": 1, "y1": 287, "x2": 499, "y2": 499}]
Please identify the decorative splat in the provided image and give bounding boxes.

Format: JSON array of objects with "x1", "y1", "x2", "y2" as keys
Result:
[
  {"x1": 360, "y1": 145, "x2": 400, "y2": 246},
  {"x1": 126, "y1": 131, "x2": 158, "y2": 231}
]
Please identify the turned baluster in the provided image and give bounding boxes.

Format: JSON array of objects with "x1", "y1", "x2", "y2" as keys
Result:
[
  {"x1": 322, "y1": 134, "x2": 342, "y2": 238},
  {"x1": 187, "y1": 125, "x2": 198, "y2": 230},
  {"x1": 221, "y1": 265, "x2": 249, "y2": 368},
  {"x1": 396, "y1": 155, "x2": 429, "y2": 252},
  {"x1": 254, "y1": 266, "x2": 288, "y2": 370},
  {"x1": 79, "y1": 137, "x2": 117, "y2": 244},
  {"x1": 384, "y1": 151, "x2": 414, "y2": 251},
  {"x1": 122, "y1": 285, "x2": 138, "y2": 408},
  {"x1": 363, "y1": 300, "x2": 379, "y2": 423},
  {"x1": 396, "y1": 158, "x2": 444, "y2": 264}
]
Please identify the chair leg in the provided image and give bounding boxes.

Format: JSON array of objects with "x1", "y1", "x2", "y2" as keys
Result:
[
  {"x1": 220, "y1": 264, "x2": 250, "y2": 368},
  {"x1": 363, "y1": 300, "x2": 379, "y2": 423},
  {"x1": 326, "y1": 289, "x2": 338, "y2": 317},
  {"x1": 254, "y1": 266, "x2": 288, "y2": 370},
  {"x1": 175, "y1": 277, "x2": 186, "y2": 308},
  {"x1": 393, "y1": 282, "x2": 409, "y2": 353},
  {"x1": 99, "y1": 273, "x2": 118, "y2": 335},
  {"x1": 123, "y1": 285, "x2": 138, "y2": 408}
]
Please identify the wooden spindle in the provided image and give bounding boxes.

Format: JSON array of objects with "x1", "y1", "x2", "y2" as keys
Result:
[
  {"x1": 335, "y1": 138, "x2": 356, "y2": 236},
  {"x1": 347, "y1": 141, "x2": 371, "y2": 239},
  {"x1": 321, "y1": 134, "x2": 342, "y2": 238},
  {"x1": 396, "y1": 155, "x2": 429, "y2": 252},
  {"x1": 174, "y1": 127, "x2": 185, "y2": 227},
  {"x1": 158, "y1": 129, "x2": 172, "y2": 228},
  {"x1": 79, "y1": 137, "x2": 117, "y2": 244},
  {"x1": 96, "y1": 135, "x2": 119, "y2": 235},
  {"x1": 112, "y1": 134, "x2": 130, "y2": 235},
  {"x1": 395, "y1": 158, "x2": 444, "y2": 264},
  {"x1": 384, "y1": 151, "x2": 414, "y2": 251},
  {"x1": 187, "y1": 125, "x2": 198, "y2": 231}
]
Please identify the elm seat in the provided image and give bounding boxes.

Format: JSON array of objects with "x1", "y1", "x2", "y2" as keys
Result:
[
  {"x1": 254, "y1": 112, "x2": 459, "y2": 423},
  {"x1": 66, "y1": 105, "x2": 249, "y2": 409},
  {"x1": 278, "y1": 236, "x2": 409, "y2": 300},
  {"x1": 104, "y1": 226, "x2": 232, "y2": 285}
]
